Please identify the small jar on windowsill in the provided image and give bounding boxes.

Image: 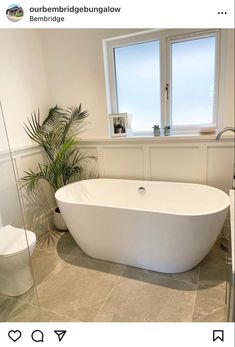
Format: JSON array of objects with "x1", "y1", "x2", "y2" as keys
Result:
[
  {"x1": 153, "y1": 125, "x2": 160, "y2": 137},
  {"x1": 164, "y1": 125, "x2": 171, "y2": 136}
]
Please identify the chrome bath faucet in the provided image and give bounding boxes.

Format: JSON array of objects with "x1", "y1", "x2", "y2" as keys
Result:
[
  {"x1": 216, "y1": 127, "x2": 235, "y2": 189},
  {"x1": 216, "y1": 127, "x2": 235, "y2": 140}
]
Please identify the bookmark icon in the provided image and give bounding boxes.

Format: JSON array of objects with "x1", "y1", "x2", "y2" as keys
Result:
[
  {"x1": 213, "y1": 330, "x2": 224, "y2": 342},
  {"x1": 54, "y1": 330, "x2": 67, "y2": 342}
]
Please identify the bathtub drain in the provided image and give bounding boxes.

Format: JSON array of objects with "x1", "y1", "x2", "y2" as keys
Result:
[{"x1": 138, "y1": 187, "x2": 146, "y2": 194}]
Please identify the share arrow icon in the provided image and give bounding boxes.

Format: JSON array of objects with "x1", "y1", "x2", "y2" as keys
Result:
[{"x1": 54, "y1": 330, "x2": 67, "y2": 342}]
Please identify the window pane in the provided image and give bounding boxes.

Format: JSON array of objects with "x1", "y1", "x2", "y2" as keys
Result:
[
  {"x1": 114, "y1": 41, "x2": 160, "y2": 132},
  {"x1": 171, "y1": 36, "x2": 216, "y2": 126}
]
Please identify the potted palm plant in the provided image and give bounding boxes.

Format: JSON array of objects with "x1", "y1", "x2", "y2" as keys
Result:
[{"x1": 21, "y1": 104, "x2": 93, "y2": 230}]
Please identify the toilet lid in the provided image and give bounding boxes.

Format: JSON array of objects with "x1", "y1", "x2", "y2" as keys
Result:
[{"x1": 0, "y1": 225, "x2": 36, "y2": 256}]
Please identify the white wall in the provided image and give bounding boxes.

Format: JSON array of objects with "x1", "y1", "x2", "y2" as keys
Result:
[
  {"x1": 0, "y1": 144, "x2": 56, "y2": 233},
  {"x1": 0, "y1": 29, "x2": 233, "y2": 235},
  {"x1": 0, "y1": 29, "x2": 51, "y2": 230},
  {"x1": 40, "y1": 29, "x2": 143, "y2": 139},
  {"x1": 0, "y1": 157, "x2": 23, "y2": 227},
  {"x1": 0, "y1": 100, "x2": 24, "y2": 227},
  {"x1": 0, "y1": 29, "x2": 50, "y2": 150},
  {"x1": 219, "y1": 29, "x2": 234, "y2": 128},
  {"x1": 41, "y1": 29, "x2": 235, "y2": 139},
  {"x1": 1, "y1": 28, "x2": 233, "y2": 146}
]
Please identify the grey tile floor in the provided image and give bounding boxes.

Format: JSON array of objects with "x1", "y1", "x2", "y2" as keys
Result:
[{"x1": 0, "y1": 230, "x2": 227, "y2": 322}]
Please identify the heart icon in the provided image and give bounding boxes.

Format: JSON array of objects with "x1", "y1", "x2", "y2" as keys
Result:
[{"x1": 8, "y1": 330, "x2": 22, "y2": 342}]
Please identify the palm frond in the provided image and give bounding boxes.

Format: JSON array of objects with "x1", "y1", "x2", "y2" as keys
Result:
[
  {"x1": 57, "y1": 104, "x2": 89, "y2": 144},
  {"x1": 24, "y1": 110, "x2": 56, "y2": 161},
  {"x1": 20, "y1": 163, "x2": 56, "y2": 192},
  {"x1": 24, "y1": 110, "x2": 42, "y2": 144},
  {"x1": 23, "y1": 103, "x2": 94, "y2": 193}
]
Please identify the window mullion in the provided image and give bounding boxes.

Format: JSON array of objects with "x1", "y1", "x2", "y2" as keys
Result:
[
  {"x1": 212, "y1": 31, "x2": 221, "y2": 128},
  {"x1": 165, "y1": 36, "x2": 171, "y2": 127},
  {"x1": 107, "y1": 44, "x2": 118, "y2": 114},
  {"x1": 160, "y1": 36, "x2": 167, "y2": 128}
]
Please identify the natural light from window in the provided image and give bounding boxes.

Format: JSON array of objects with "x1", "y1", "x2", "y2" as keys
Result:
[
  {"x1": 171, "y1": 36, "x2": 216, "y2": 126},
  {"x1": 114, "y1": 40, "x2": 161, "y2": 132}
]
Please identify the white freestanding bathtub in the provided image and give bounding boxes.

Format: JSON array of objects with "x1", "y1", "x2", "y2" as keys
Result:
[{"x1": 55, "y1": 179, "x2": 230, "y2": 273}]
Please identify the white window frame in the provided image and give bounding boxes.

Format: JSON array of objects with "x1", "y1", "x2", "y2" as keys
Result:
[
  {"x1": 103, "y1": 29, "x2": 221, "y2": 137},
  {"x1": 166, "y1": 30, "x2": 221, "y2": 132}
]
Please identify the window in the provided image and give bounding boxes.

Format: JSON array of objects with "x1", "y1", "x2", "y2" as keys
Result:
[
  {"x1": 114, "y1": 40, "x2": 161, "y2": 132},
  {"x1": 170, "y1": 36, "x2": 216, "y2": 127},
  {"x1": 104, "y1": 29, "x2": 220, "y2": 136}
]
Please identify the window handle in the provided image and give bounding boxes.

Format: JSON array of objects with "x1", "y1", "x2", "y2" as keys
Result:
[{"x1": 165, "y1": 83, "x2": 169, "y2": 100}]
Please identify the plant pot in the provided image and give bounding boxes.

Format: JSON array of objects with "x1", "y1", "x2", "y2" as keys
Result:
[
  {"x1": 164, "y1": 128, "x2": 171, "y2": 136},
  {"x1": 53, "y1": 207, "x2": 68, "y2": 231},
  {"x1": 153, "y1": 128, "x2": 160, "y2": 136},
  {"x1": 116, "y1": 127, "x2": 123, "y2": 133}
]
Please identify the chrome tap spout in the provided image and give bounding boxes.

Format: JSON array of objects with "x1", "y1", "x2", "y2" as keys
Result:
[
  {"x1": 216, "y1": 127, "x2": 235, "y2": 140},
  {"x1": 216, "y1": 127, "x2": 235, "y2": 189}
]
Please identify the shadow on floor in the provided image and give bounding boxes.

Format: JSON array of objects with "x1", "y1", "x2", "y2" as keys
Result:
[{"x1": 55, "y1": 232, "x2": 226, "y2": 291}]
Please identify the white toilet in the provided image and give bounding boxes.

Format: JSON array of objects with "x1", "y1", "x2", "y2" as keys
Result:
[{"x1": 0, "y1": 225, "x2": 36, "y2": 296}]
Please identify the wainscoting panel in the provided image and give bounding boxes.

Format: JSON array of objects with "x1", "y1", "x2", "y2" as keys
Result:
[
  {"x1": 79, "y1": 146, "x2": 99, "y2": 179},
  {"x1": 78, "y1": 137, "x2": 234, "y2": 194},
  {"x1": 0, "y1": 137, "x2": 233, "y2": 237},
  {"x1": 149, "y1": 146, "x2": 204, "y2": 183},
  {"x1": 102, "y1": 146, "x2": 145, "y2": 179},
  {"x1": 207, "y1": 145, "x2": 234, "y2": 192},
  {"x1": 19, "y1": 150, "x2": 44, "y2": 178},
  {"x1": 0, "y1": 145, "x2": 55, "y2": 236},
  {"x1": 0, "y1": 158, "x2": 23, "y2": 227}
]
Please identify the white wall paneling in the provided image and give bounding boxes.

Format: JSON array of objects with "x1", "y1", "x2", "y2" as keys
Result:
[
  {"x1": 0, "y1": 137, "x2": 233, "y2": 236},
  {"x1": 0, "y1": 145, "x2": 55, "y2": 236},
  {"x1": 102, "y1": 146, "x2": 145, "y2": 179},
  {"x1": 149, "y1": 146, "x2": 204, "y2": 183},
  {"x1": 0, "y1": 157, "x2": 23, "y2": 227},
  {"x1": 81, "y1": 137, "x2": 234, "y2": 193},
  {"x1": 207, "y1": 145, "x2": 234, "y2": 192},
  {"x1": 0, "y1": 144, "x2": 99, "y2": 236},
  {"x1": 79, "y1": 146, "x2": 100, "y2": 179}
]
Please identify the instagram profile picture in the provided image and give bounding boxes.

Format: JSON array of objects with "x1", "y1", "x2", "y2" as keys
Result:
[{"x1": 6, "y1": 4, "x2": 24, "y2": 22}]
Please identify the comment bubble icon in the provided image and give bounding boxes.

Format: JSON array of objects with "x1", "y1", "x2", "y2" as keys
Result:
[{"x1": 31, "y1": 330, "x2": 44, "y2": 343}]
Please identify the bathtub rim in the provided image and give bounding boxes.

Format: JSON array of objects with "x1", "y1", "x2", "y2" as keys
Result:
[{"x1": 55, "y1": 179, "x2": 230, "y2": 217}]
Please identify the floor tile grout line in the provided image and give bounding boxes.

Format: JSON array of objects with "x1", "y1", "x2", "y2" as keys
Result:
[
  {"x1": 192, "y1": 305, "x2": 227, "y2": 322},
  {"x1": 1, "y1": 295, "x2": 76, "y2": 322},
  {"x1": 191, "y1": 265, "x2": 201, "y2": 322},
  {"x1": 25, "y1": 237, "x2": 226, "y2": 322},
  {"x1": 149, "y1": 291, "x2": 172, "y2": 322},
  {"x1": 15, "y1": 301, "x2": 78, "y2": 322},
  {"x1": 36, "y1": 305, "x2": 79, "y2": 322},
  {"x1": 35, "y1": 261, "x2": 66, "y2": 292},
  {"x1": 93, "y1": 273, "x2": 124, "y2": 321},
  {"x1": 32, "y1": 255, "x2": 70, "y2": 294}
]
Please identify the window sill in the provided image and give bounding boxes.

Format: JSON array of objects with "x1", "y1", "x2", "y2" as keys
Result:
[{"x1": 80, "y1": 132, "x2": 234, "y2": 144}]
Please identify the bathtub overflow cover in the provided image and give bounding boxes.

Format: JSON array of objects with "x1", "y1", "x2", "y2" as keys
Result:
[{"x1": 138, "y1": 186, "x2": 146, "y2": 194}]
